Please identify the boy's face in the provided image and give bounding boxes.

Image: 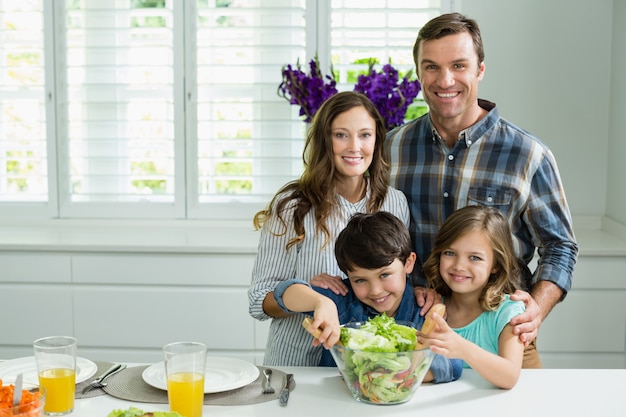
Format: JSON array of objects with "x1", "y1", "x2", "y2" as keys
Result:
[{"x1": 347, "y1": 255, "x2": 415, "y2": 317}]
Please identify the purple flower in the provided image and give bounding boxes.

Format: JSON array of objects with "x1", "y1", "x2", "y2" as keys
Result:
[
  {"x1": 278, "y1": 55, "x2": 338, "y2": 123},
  {"x1": 354, "y1": 63, "x2": 421, "y2": 130},
  {"x1": 278, "y1": 57, "x2": 421, "y2": 130}
]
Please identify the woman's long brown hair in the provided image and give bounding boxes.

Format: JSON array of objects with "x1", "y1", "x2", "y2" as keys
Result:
[{"x1": 253, "y1": 91, "x2": 390, "y2": 250}]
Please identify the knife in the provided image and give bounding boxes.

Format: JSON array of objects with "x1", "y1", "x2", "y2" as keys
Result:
[
  {"x1": 279, "y1": 373, "x2": 293, "y2": 406},
  {"x1": 13, "y1": 373, "x2": 22, "y2": 406}
]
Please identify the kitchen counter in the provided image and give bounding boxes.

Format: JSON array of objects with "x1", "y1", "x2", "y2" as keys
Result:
[{"x1": 72, "y1": 366, "x2": 624, "y2": 416}]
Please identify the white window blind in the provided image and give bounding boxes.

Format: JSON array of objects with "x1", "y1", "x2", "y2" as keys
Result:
[
  {"x1": 60, "y1": 0, "x2": 178, "y2": 218},
  {"x1": 0, "y1": 0, "x2": 445, "y2": 221},
  {"x1": 189, "y1": 0, "x2": 308, "y2": 219},
  {"x1": 330, "y1": 0, "x2": 442, "y2": 88},
  {"x1": 0, "y1": 1, "x2": 47, "y2": 210}
]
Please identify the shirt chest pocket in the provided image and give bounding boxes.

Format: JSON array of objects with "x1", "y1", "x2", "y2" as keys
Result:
[{"x1": 468, "y1": 186, "x2": 512, "y2": 207}]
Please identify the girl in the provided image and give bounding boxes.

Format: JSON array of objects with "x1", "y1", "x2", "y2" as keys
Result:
[
  {"x1": 248, "y1": 91, "x2": 410, "y2": 366},
  {"x1": 418, "y1": 205, "x2": 525, "y2": 389}
]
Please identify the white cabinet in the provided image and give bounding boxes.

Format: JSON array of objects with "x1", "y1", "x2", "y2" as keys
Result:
[
  {"x1": 539, "y1": 256, "x2": 626, "y2": 368},
  {"x1": 0, "y1": 251, "x2": 266, "y2": 364}
]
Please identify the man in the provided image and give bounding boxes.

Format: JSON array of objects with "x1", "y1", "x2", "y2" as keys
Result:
[{"x1": 385, "y1": 12, "x2": 578, "y2": 368}]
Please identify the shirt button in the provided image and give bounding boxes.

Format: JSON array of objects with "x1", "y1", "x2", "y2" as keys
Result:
[
  {"x1": 487, "y1": 196, "x2": 493, "y2": 202},
  {"x1": 448, "y1": 154, "x2": 454, "y2": 161},
  {"x1": 467, "y1": 140, "x2": 472, "y2": 145},
  {"x1": 443, "y1": 192, "x2": 449, "y2": 198}
]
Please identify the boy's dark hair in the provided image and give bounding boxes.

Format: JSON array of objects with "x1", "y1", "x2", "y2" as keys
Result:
[{"x1": 335, "y1": 212, "x2": 412, "y2": 274}]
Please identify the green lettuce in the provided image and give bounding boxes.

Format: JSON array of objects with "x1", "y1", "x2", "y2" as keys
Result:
[
  {"x1": 339, "y1": 313, "x2": 418, "y2": 352},
  {"x1": 107, "y1": 407, "x2": 182, "y2": 417}
]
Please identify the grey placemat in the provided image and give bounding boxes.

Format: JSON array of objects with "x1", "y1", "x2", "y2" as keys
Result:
[
  {"x1": 102, "y1": 365, "x2": 295, "y2": 406},
  {"x1": 75, "y1": 360, "x2": 115, "y2": 399}
]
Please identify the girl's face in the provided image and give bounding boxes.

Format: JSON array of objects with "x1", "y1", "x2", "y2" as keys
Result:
[
  {"x1": 439, "y1": 229, "x2": 497, "y2": 298},
  {"x1": 348, "y1": 255, "x2": 415, "y2": 317},
  {"x1": 331, "y1": 106, "x2": 376, "y2": 180}
]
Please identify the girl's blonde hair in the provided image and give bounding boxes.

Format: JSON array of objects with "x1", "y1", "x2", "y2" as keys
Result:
[
  {"x1": 423, "y1": 205, "x2": 521, "y2": 311},
  {"x1": 253, "y1": 91, "x2": 389, "y2": 249}
]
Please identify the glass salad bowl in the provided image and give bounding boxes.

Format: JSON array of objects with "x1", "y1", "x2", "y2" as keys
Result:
[{"x1": 329, "y1": 321, "x2": 435, "y2": 405}]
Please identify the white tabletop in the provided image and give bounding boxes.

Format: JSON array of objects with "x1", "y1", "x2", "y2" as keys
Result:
[{"x1": 70, "y1": 366, "x2": 624, "y2": 417}]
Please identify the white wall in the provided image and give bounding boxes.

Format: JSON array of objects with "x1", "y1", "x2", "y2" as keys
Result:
[
  {"x1": 607, "y1": 0, "x2": 626, "y2": 226},
  {"x1": 459, "y1": 0, "x2": 614, "y2": 218}
]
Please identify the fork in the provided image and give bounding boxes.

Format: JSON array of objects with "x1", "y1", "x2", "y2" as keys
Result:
[
  {"x1": 81, "y1": 363, "x2": 126, "y2": 393},
  {"x1": 261, "y1": 368, "x2": 275, "y2": 394}
]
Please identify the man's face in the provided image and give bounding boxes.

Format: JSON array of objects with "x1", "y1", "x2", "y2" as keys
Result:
[{"x1": 416, "y1": 32, "x2": 485, "y2": 127}]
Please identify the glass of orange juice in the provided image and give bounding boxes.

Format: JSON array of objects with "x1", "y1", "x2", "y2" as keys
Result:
[
  {"x1": 163, "y1": 341, "x2": 207, "y2": 417},
  {"x1": 33, "y1": 336, "x2": 77, "y2": 416}
]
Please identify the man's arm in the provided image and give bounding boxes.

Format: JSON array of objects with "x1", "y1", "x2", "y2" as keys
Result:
[{"x1": 509, "y1": 147, "x2": 578, "y2": 343}]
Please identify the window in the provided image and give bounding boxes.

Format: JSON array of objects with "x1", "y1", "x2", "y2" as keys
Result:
[{"x1": 0, "y1": 0, "x2": 447, "y2": 221}]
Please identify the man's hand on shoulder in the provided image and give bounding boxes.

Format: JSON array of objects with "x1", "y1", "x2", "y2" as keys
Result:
[{"x1": 509, "y1": 290, "x2": 541, "y2": 346}]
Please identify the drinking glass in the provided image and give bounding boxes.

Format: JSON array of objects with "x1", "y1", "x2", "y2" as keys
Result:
[
  {"x1": 163, "y1": 341, "x2": 207, "y2": 417},
  {"x1": 33, "y1": 336, "x2": 77, "y2": 416}
]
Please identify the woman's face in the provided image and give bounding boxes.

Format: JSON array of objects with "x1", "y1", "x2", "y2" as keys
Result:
[{"x1": 331, "y1": 106, "x2": 376, "y2": 180}]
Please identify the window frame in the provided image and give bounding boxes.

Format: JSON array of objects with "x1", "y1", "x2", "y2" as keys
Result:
[{"x1": 0, "y1": 0, "x2": 455, "y2": 222}]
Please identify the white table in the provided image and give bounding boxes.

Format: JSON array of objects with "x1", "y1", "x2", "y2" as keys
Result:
[{"x1": 70, "y1": 366, "x2": 624, "y2": 417}]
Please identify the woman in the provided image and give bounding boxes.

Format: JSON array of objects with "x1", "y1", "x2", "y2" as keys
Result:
[{"x1": 248, "y1": 91, "x2": 410, "y2": 366}]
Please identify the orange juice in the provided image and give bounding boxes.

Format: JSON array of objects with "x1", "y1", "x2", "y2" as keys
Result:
[
  {"x1": 167, "y1": 371, "x2": 205, "y2": 417},
  {"x1": 38, "y1": 368, "x2": 75, "y2": 414}
]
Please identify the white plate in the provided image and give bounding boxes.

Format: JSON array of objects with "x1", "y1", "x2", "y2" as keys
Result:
[
  {"x1": 142, "y1": 356, "x2": 260, "y2": 394},
  {"x1": 0, "y1": 356, "x2": 97, "y2": 385}
]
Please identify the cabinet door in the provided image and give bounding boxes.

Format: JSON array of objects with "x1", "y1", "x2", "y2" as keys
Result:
[
  {"x1": 1, "y1": 285, "x2": 73, "y2": 343},
  {"x1": 0, "y1": 253, "x2": 71, "y2": 283},
  {"x1": 74, "y1": 287, "x2": 255, "y2": 350},
  {"x1": 71, "y1": 253, "x2": 254, "y2": 286}
]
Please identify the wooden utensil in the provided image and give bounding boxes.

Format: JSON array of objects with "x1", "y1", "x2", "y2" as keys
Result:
[{"x1": 415, "y1": 303, "x2": 446, "y2": 349}]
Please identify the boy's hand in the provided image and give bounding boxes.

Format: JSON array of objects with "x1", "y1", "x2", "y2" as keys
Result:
[
  {"x1": 413, "y1": 287, "x2": 443, "y2": 315},
  {"x1": 305, "y1": 300, "x2": 341, "y2": 349}
]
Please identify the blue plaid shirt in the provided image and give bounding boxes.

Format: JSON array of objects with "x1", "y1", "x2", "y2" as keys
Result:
[{"x1": 385, "y1": 99, "x2": 578, "y2": 296}]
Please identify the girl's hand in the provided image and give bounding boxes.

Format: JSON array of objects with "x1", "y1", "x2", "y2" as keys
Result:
[
  {"x1": 413, "y1": 286, "x2": 443, "y2": 315},
  {"x1": 311, "y1": 273, "x2": 348, "y2": 295},
  {"x1": 417, "y1": 313, "x2": 467, "y2": 359}
]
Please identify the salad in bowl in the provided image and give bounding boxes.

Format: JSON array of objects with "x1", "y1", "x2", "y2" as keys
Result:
[{"x1": 329, "y1": 314, "x2": 435, "y2": 405}]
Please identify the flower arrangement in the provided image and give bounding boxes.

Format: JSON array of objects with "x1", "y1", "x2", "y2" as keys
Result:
[
  {"x1": 278, "y1": 56, "x2": 421, "y2": 130},
  {"x1": 277, "y1": 55, "x2": 338, "y2": 123}
]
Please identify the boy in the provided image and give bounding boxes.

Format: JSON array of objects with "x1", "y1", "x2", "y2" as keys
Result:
[{"x1": 273, "y1": 212, "x2": 462, "y2": 383}]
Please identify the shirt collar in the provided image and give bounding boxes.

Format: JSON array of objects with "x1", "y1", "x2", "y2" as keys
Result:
[{"x1": 429, "y1": 99, "x2": 499, "y2": 148}]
